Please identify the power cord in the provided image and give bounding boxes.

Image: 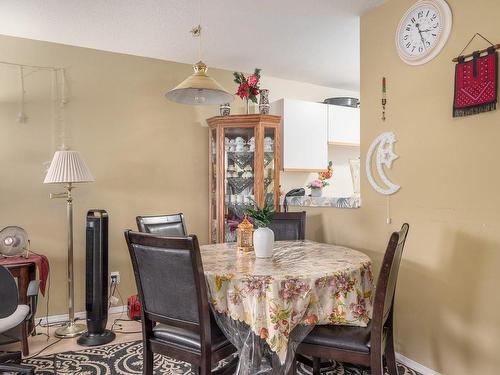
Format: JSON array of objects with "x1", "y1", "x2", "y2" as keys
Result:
[{"x1": 108, "y1": 280, "x2": 142, "y2": 335}]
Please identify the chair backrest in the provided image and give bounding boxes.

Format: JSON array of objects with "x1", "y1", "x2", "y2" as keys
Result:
[
  {"x1": 124, "y1": 231, "x2": 209, "y2": 334},
  {"x1": 0, "y1": 265, "x2": 18, "y2": 320},
  {"x1": 268, "y1": 211, "x2": 306, "y2": 241},
  {"x1": 372, "y1": 223, "x2": 410, "y2": 329},
  {"x1": 136, "y1": 213, "x2": 187, "y2": 236}
]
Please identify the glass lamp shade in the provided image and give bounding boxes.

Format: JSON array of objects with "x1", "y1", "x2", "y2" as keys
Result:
[
  {"x1": 166, "y1": 61, "x2": 234, "y2": 105},
  {"x1": 43, "y1": 150, "x2": 94, "y2": 184}
]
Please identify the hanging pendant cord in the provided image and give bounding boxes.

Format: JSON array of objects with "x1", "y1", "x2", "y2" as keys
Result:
[{"x1": 198, "y1": 0, "x2": 202, "y2": 61}]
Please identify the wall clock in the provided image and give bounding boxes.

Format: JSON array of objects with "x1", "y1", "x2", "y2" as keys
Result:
[{"x1": 396, "y1": 0, "x2": 452, "y2": 65}]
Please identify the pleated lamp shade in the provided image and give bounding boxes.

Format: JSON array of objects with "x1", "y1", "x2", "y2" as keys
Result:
[
  {"x1": 43, "y1": 150, "x2": 95, "y2": 184},
  {"x1": 165, "y1": 61, "x2": 234, "y2": 105}
]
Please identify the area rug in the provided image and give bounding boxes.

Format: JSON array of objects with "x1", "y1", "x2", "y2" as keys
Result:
[{"x1": 23, "y1": 340, "x2": 421, "y2": 374}]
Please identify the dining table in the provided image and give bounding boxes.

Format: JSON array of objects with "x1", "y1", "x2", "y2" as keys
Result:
[{"x1": 200, "y1": 240, "x2": 374, "y2": 375}]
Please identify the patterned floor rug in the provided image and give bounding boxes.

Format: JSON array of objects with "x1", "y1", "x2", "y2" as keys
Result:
[{"x1": 23, "y1": 340, "x2": 421, "y2": 374}]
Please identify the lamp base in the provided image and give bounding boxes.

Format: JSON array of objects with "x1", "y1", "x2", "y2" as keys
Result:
[{"x1": 55, "y1": 322, "x2": 87, "y2": 338}]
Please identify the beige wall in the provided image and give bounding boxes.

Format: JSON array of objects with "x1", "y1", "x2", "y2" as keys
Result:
[{"x1": 346, "y1": 0, "x2": 499, "y2": 373}]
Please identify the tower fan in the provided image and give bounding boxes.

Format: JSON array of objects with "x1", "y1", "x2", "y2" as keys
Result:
[{"x1": 78, "y1": 210, "x2": 115, "y2": 346}]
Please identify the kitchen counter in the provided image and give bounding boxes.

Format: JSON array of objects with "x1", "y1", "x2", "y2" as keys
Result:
[{"x1": 286, "y1": 195, "x2": 361, "y2": 209}]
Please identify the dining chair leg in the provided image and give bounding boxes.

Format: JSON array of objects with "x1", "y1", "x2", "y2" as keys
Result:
[
  {"x1": 385, "y1": 329, "x2": 398, "y2": 375},
  {"x1": 142, "y1": 343, "x2": 153, "y2": 375},
  {"x1": 287, "y1": 355, "x2": 297, "y2": 375},
  {"x1": 369, "y1": 352, "x2": 384, "y2": 375},
  {"x1": 312, "y1": 357, "x2": 321, "y2": 375}
]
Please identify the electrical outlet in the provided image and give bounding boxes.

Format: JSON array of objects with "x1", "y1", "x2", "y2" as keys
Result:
[{"x1": 110, "y1": 271, "x2": 120, "y2": 284}]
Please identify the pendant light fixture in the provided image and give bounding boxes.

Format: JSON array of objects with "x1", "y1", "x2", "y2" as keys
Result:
[{"x1": 165, "y1": 1, "x2": 233, "y2": 105}]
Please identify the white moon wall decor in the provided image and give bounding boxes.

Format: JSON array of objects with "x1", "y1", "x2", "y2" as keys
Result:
[{"x1": 366, "y1": 131, "x2": 401, "y2": 195}]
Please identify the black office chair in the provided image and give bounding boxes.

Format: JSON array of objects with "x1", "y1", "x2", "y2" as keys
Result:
[
  {"x1": 136, "y1": 213, "x2": 187, "y2": 236},
  {"x1": 0, "y1": 265, "x2": 39, "y2": 375},
  {"x1": 294, "y1": 224, "x2": 410, "y2": 375},
  {"x1": 268, "y1": 212, "x2": 306, "y2": 241},
  {"x1": 124, "y1": 231, "x2": 237, "y2": 375}
]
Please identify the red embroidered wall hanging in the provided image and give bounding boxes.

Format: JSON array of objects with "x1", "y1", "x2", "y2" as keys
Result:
[{"x1": 453, "y1": 48, "x2": 498, "y2": 117}]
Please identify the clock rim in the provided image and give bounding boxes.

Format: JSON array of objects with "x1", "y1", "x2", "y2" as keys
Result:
[{"x1": 395, "y1": 0, "x2": 452, "y2": 66}]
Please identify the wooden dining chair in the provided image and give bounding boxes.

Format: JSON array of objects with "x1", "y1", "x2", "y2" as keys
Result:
[
  {"x1": 294, "y1": 223, "x2": 410, "y2": 375},
  {"x1": 124, "y1": 231, "x2": 237, "y2": 375},
  {"x1": 136, "y1": 213, "x2": 187, "y2": 236},
  {"x1": 269, "y1": 211, "x2": 306, "y2": 241}
]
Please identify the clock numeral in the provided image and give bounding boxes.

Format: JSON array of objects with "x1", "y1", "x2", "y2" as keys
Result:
[
  {"x1": 418, "y1": 11, "x2": 423, "y2": 18},
  {"x1": 404, "y1": 35, "x2": 409, "y2": 40},
  {"x1": 411, "y1": 17, "x2": 416, "y2": 23},
  {"x1": 406, "y1": 42, "x2": 411, "y2": 48},
  {"x1": 426, "y1": 10, "x2": 430, "y2": 17},
  {"x1": 432, "y1": 33, "x2": 437, "y2": 37},
  {"x1": 412, "y1": 46, "x2": 416, "y2": 52},
  {"x1": 431, "y1": 14, "x2": 437, "y2": 21},
  {"x1": 419, "y1": 46, "x2": 423, "y2": 52},
  {"x1": 406, "y1": 25, "x2": 411, "y2": 31}
]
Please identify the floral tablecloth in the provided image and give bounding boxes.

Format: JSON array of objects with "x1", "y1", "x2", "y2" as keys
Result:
[{"x1": 200, "y1": 240, "x2": 374, "y2": 364}]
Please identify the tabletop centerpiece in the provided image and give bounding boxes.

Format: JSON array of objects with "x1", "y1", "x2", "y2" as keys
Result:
[
  {"x1": 245, "y1": 197, "x2": 275, "y2": 258},
  {"x1": 234, "y1": 68, "x2": 261, "y2": 114}
]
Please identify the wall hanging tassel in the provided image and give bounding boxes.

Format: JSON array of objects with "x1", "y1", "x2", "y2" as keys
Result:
[
  {"x1": 381, "y1": 77, "x2": 387, "y2": 121},
  {"x1": 386, "y1": 195, "x2": 392, "y2": 225}
]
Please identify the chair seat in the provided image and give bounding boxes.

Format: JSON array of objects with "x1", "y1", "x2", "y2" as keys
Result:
[
  {"x1": 0, "y1": 305, "x2": 29, "y2": 333},
  {"x1": 300, "y1": 322, "x2": 372, "y2": 354},
  {"x1": 153, "y1": 316, "x2": 231, "y2": 353}
]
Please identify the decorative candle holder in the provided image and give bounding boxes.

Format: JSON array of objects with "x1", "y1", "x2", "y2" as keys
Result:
[{"x1": 237, "y1": 216, "x2": 254, "y2": 253}]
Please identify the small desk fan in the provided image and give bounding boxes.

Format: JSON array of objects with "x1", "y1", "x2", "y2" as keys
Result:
[{"x1": 0, "y1": 226, "x2": 29, "y2": 258}]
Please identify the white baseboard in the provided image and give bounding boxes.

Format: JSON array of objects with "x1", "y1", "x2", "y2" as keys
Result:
[
  {"x1": 36, "y1": 305, "x2": 127, "y2": 325},
  {"x1": 396, "y1": 352, "x2": 442, "y2": 375},
  {"x1": 35, "y1": 308, "x2": 439, "y2": 375}
]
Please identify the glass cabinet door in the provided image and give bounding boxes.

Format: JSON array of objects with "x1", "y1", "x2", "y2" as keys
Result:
[
  {"x1": 209, "y1": 128, "x2": 218, "y2": 243},
  {"x1": 263, "y1": 127, "x2": 277, "y2": 207},
  {"x1": 223, "y1": 127, "x2": 255, "y2": 242}
]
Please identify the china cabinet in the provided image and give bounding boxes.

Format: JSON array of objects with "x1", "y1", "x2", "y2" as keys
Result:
[{"x1": 207, "y1": 114, "x2": 281, "y2": 244}]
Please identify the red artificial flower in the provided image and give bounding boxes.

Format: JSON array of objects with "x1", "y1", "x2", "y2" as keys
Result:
[
  {"x1": 252, "y1": 88, "x2": 259, "y2": 96},
  {"x1": 236, "y1": 82, "x2": 250, "y2": 99},
  {"x1": 248, "y1": 74, "x2": 258, "y2": 87}
]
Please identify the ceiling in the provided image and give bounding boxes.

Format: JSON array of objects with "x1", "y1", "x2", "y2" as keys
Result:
[{"x1": 0, "y1": 0, "x2": 384, "y2": 91}]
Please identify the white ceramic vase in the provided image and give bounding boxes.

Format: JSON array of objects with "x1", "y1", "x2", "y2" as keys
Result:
[{"x1": 253, "y1": 227, "x2": 274, "y2": 258}]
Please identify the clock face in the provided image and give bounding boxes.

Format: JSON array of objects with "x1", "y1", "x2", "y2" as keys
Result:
[{"x1": 396, "y1": 0, "x2": 452, "y2": 65}]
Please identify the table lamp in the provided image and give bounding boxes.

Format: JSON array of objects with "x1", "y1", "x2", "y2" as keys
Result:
[{"x1": 44, "y1": 149, "x2": 94, "y2": 338}]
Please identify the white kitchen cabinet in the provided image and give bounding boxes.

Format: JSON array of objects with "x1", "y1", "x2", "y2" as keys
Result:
[
  {"x1": 271, "y1": 99, "x2": 328, "y2": 171},
  {"x1": 328, "y1": 104, "x2": 360, "y2": 146}
]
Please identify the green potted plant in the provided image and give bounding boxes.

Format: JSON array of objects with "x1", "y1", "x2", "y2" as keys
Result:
[{"x1": 245, "y1": 196, "x2": 275, "y2": 258}]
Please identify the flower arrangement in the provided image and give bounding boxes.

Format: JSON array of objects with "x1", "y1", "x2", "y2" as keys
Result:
[
  {"x1": 233, "y1": 68, "x2": 262, "y2": 104},
  {"x1": 307, "y1": 179, "x2": 329, "y2": 190},
  {"x1": 307, "y1": 161, "x2": 333, "y2": 190}
]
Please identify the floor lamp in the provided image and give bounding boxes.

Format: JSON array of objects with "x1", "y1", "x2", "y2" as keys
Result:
[{"x1": 44, "y1": 150, "x2": 94, "y2": 338}]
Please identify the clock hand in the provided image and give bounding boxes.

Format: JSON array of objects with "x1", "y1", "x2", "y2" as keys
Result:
[{"x1": 415, "y1": 23, "x2": 427, "y2": 50}]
